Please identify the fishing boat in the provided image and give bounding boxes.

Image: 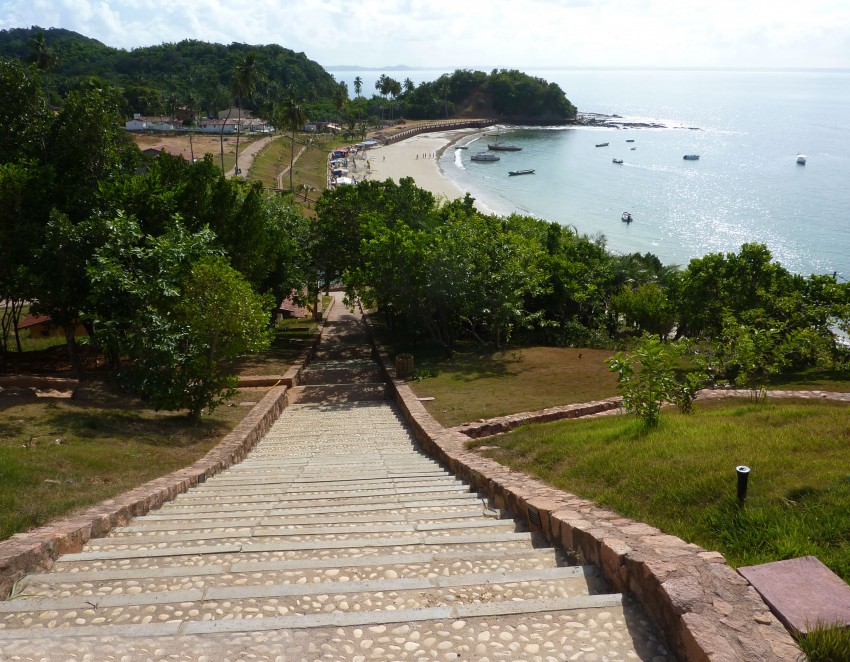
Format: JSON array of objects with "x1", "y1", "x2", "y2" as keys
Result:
[
  {"x1": 596, "y1": 142, "x2": 609, "y2": 147},
  {"x1": 683, "y1": 154, "x2": 700, "y2": 160},
  {"x1": 621, "y1": 211, "x2": 633, "y2": 223},
  {"x1": 471, "y1": 152, "x2": 500, "y2": 162},
  {"x1": 612, "y1": 159, "x2": 624, "y2": 164},
  {"x1": 797, "y1": 154, "x2": 807, "y2": 165},
  {"x1": 508, "y1": 169, "x2": 535, "y2": 176}
]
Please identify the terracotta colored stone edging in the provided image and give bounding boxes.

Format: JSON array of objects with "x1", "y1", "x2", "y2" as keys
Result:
[
  {"x1": 360, "y1": 313, "x2": 801, "y2": 662},
  {"x1": 0, "y1": 298, "x2": 335, "y2": 602},
  {"x1": 451, "y1": 397, "x2": 623, "y2": 438}
]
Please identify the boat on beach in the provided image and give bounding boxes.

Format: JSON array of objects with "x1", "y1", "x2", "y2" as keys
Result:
[
  {"x1": 471, "y1": 152, "x2": 500, "y2": 162},
  {"x1": 683, "y1": 154, "x2": 700, "y2": 160},
  {"x1": 621, "y1": 211, "x2": 633, "y2": 223},
  {"x1": 508, "y1": 169, "x2": 535, "y2": 176},
  {"x1": 596, "y1": 142, "x2": 609, "y2": 147}
]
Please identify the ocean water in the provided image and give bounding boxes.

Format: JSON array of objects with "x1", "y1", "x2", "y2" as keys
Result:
[{"x1": 334, "y1": 68, "x2": 850, "y2": 277}]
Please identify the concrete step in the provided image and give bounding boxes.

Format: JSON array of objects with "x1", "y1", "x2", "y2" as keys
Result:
[
  {"x1": 153, "y1": 493, "x2": 484, "y2": 516},
  {"x1": 286, "y1": 383, "x2": 388, "y2": 404},
  {"x1": 118, "y1": 508, "x2": 499, "y2": 532},
  {"x1": 0, "y1": 570, "x2": 618, "y2": 630},
  {"x1": 311, "y1": 345, "x2": 375, "y2": 361},
  {"x1": 140, "y1": 500, "x2": 494, "y2": 521},
  {"x1": 300, "y1": 363, "x2": 383, "y2": 385},
  {"x1": 19, "y1": 549, "x2": 572, "y2": 597},
  {"x1": 49, "y1": 532, "x2": 549, "y2": 570},
  {"x1": 0, "y1": 600, "x2": 672, "y2": 661},
  {"x1": 87, "y1": 519, "x2": 521, "y2": 550}
]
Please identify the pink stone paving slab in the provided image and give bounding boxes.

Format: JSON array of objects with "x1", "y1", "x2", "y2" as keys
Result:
[{"x1": 738, "y1": 555, "x2": 850, "y2": 633}]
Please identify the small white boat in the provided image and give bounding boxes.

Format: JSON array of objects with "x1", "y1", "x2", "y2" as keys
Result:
[
  {"x1": 621, "y1": 211, "x2": 633, "y2": 223},
  {"x1": 797, "y1": 154, "x2": 807, "y2": 165},
  {"x1": 471, "y1": 152, "x2": 500, "y2": 162},
  {"x1": 683, "y1": 154, "x2": 700, "y2": 160},
  {"x1": 612, "y1": 159, "x2": 623, "y2": 164}
]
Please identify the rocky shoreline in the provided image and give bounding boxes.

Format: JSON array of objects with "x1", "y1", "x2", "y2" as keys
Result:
[{"x1": 576, "y1": 112, "x2": 701, "y2": 130}]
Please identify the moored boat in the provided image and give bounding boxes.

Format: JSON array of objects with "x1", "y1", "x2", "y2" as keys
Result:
[
  {"x1": 488, "y1": 144, "x2": 522, "y2": 151},
  {"x1": 797, "y1": 154, "x2": 807, "y2": 165},
  {"x1": 626, "y1": 139, "x2": 635, "y2": 143},
  {"x1": 508, "y1": 169, "x2": 535, "y2": 176},
  {"x1": 621, "y1": 211, "x2": 633, "y2": 223},
  {"x1": 596, "y1": 142, "x2": 609, "y2": 147},
  {"x1": 471, "y1": 152, "x2": 500, "y2": 162},
  {"x1": 683, "y1": 154, "x2": 700, "y2": 160},
  {"x1": 612, "y1": 159, "x2": 623, "y2": 164}
]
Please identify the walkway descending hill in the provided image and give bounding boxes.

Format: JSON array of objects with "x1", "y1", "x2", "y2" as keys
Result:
[{"x1": 0, "y1": 295, "x2": 672, "y2": 661}]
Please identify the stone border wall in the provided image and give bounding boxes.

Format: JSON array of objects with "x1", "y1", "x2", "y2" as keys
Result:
[
  {"x1": 382, "y1": 120, "x2": 495, "y2": 145},
  {"x1": 361, "y1": 311, "x2": 801, "y2": 662},
  {"x1": 452, "y1": 398, "x2": 622, "y2": 438},
  {"x1": 0, "y1": 299, "x2": 335, "y2": 601}
]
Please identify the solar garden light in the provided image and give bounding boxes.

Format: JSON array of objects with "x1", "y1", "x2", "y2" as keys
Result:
[{"x1": 736, "y1": 465, "x2": 751, "y2": 505}]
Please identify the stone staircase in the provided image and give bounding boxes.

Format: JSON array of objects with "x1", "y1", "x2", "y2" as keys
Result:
[{"x1": 0, "y1": 297, "x2": 672, "y2": 660}]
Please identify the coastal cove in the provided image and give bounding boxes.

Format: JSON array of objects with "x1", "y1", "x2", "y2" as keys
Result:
[{"x1": 337, "y1": 68, "x2": 850, "y2": 278}]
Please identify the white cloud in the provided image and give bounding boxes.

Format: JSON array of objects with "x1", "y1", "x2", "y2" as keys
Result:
[{"x1": 0, "y1": 0, "x2": 848, "y2": 68}]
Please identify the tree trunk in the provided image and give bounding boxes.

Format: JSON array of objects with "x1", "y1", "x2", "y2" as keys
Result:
[
  {"x1": 65, "y1": 324, "x2": 85, "y2": 381},
  {"x1": 234, "y1": 97, "x2": 242, "y2": 176},
  {"x1": 219, "y1": 104, "x2": 233, "y2": 173}
]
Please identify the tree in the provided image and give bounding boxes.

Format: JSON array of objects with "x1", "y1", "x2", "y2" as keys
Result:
[
  {"x1": 90, "y1": 219, "x2": 273, "y2": 419},
  {"x1": 25, "y1": 30, "x2": 58, "y2": 97},
  {"x1": 332, "y1": 81, "x2": 348, "y2": 117},
  {"x1": 403, "y1": 78, "x2": 415, "y2": 95},
  {"x1": 353, "y1": 76, "x2": 363, "y2": 98},
  {"x1": 613, "y1": 282, "x2": 676, "y2": 340},
  {"x1": 275, "y1": 98, "x2": 308, "y2": 191},
  {"x1": 231, "y1": 52, "x2": 261, "y2": 177},
  {"x1": 607, "y1": 335, "x2": 704, "y2": 427},
  {"x1": 0, "y1": 58, "x2": 51, "y2": 163}
]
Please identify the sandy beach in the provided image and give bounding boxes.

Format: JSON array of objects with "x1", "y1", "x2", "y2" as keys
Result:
[{"x1": 358, "y1": 128, "x2": 492, "y2": 212}]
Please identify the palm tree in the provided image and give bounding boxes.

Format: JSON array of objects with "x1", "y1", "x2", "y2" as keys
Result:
[
  {"x1": 353, "y1": 76, "x2": 363, "y2": 98},
  {"x1": 276, "y1": 98, "x2": 308, "y2": 192},
  {"x1": 26, "y1": 31, "x2": 58, "y2": 99},
  {"x1": 403, "y1": 78, "x2": 415, "y2": 95},
  {"x1": 231, "y1": 53, "x2": 261, "y2": 177},
  {"x1": 388, "y1": 78, "x2": 402, "y2": 120}
]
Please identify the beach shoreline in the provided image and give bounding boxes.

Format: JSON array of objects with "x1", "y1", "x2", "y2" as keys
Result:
[{"x1": 362, "y1": 127, "x2": 493, "y2": 213}]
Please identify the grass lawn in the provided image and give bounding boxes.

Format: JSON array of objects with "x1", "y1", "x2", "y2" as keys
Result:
[
  {"x1": 471, "y1": 398, "x2": 850, "y2": 583},
  {"x1": 249, "y1": 133, "x2": 349, "y2": 205},
  {"x1": 0, "y1": 387, "x2": 257, "y2": 542},
  {"x1": 396, "y1": 342, "x2": 619, "y2": 427},
  {"x1": 231, "y1": 318, "x2": 318, "y2": 376}
]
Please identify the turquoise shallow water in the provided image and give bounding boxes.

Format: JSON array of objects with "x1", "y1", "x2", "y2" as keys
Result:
[{"x1": 336, "y1": 68, "x2": 850, "y2": 277}]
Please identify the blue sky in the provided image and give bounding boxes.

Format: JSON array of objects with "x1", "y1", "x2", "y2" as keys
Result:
[{"x1": 2, "y1": 0, "x2": 849, "y2": 69}]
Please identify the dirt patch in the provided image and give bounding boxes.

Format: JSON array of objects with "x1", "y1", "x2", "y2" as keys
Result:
[{"x1": 132, "y1": 134, "x2": 255, "y2": 161}]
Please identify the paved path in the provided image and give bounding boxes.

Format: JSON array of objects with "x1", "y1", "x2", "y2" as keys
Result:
[
  {"x1": 0, "y1": 294, "x2": 672, "y2": 661},
  {"x1": 225, "y1": 134, "x2": 280, "y2": 179}
]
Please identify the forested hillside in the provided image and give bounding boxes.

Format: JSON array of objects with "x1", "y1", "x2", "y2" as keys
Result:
[{"x1": 0, "y1": 27, "x2": 340, "y2": 116}]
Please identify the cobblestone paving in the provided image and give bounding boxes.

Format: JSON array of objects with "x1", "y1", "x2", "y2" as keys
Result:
[{"x1": 0, "y1": 295, "x2": 673, "y2": 661}]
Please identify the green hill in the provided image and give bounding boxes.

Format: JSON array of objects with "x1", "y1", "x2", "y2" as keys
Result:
[{"x1": 0, "y1": 27, "x2": 340, "y2": 116}]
